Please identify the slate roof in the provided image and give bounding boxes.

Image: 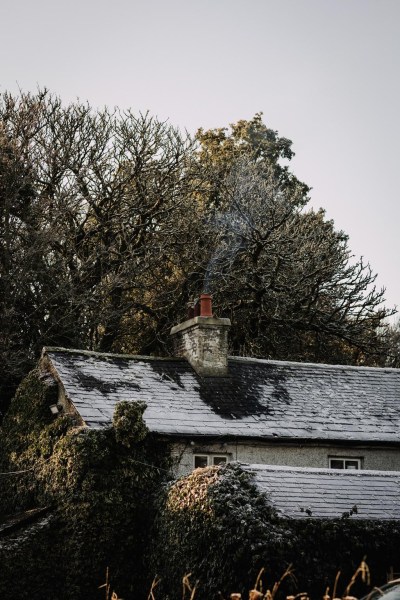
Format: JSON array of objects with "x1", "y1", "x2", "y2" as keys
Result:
[
  {"x1": 43, "y1": 347, "x2": 400, "y2": 443},
  {"x1": 246, "y1": 464, "x2": 400, "y2": 519}
]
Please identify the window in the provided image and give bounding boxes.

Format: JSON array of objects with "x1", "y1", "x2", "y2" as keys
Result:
[
  {"x1": 329, "y1": 457, "x2": 362, "y2": 470},
  {"x1": 213, "y1": 456, "x2": 227, "y2": 466},
  {"x1": 194, "y1": 455, "x2": 208, "y2": 469},
  {"x1": 194, "y1": 454, "x2": 228, "y2": 469}
]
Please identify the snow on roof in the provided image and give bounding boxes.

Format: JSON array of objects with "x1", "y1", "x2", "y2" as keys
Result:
[
  {"x1": 245, "y1": 464, "x2": 400, "y2": 519},
  {"x1": 44, "y1": 347, "x2": 400, "y2": 443}
]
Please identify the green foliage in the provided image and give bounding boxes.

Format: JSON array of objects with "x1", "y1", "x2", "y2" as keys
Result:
[
  {"x1": 287, "y1": 518, "x2": 400, "y2": 598},
  {"x1": 1, "y1": 368, "x2": 57, "y2": 446},
  {"x1": 0, "y1": 368, "x2": 74, "y2": 514},
  {"x1": 195, "y1": 112, "x2": 310, "y2": 209},
  {"x1": 150, "y1": 463, "x2": 293, "y2": 600},
  {"x1": 0, "y1": 371, "x2": 170, "y2": 599},
  {"x1": 113, "y1": 399, "x2": 149, "y2": 447}
]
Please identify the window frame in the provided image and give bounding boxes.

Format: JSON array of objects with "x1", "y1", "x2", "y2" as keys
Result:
[
  {"x1": 193, "y1": 454, "x2": 228, "y2": 469},
  {"x1": 328, "y1": 456, "x2": 362, "y2": 470}
]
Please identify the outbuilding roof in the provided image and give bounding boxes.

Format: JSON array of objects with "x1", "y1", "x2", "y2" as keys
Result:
[
  {"x1": 246, "y1": 464, "x2": 400, "y2": 519},
  {"x1": 43, "y1": 347, "x2": 400, "y2": 444}
]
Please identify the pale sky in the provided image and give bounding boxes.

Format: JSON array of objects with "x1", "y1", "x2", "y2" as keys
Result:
[{"x1": 1, "y1": 0, "x2": 399, "y2": 316}]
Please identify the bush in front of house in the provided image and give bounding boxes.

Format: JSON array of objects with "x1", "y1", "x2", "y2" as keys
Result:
[
  {"x1": 288, "y1": 517, "x2": 400, "y2": 599},
  {"x1": 0, "y1": 372, "x2": 170, "y2": 600},
  {"x1": 149, "y1": 463, "x2": 295, "y2": 600},
  {"x1": 150, "y1": 463, "x2": 400, "y2": 600}
]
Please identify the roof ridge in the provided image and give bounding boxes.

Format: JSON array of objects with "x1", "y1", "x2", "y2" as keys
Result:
[
  {"x1": 245, "y1": 463, "x2": 400, "y2": 477},
  {"x1": 229, "y1": 355, "x2": 400, "y2": 373},
  {"x1": 43, "y1": 346, "x2": 186, "y2": 362},
  {"x1": 43, "y1": 347, "x2": 400, "y2": 373}
]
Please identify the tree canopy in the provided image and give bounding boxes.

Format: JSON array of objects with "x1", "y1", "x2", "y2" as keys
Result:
[{"x1": 0, "y1": 90, "x2": 396, "y2": 414}]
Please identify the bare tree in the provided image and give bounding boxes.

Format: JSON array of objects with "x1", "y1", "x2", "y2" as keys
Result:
[
  {"x1": 380, "y1": 320, "x2": 400, "y2": 368},
  {"x1": 0, "y1": 90, "x2": 196, "y2": 411}
]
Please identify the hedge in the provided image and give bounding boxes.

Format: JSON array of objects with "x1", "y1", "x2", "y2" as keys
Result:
[
  {"x1": 0, "y1": 370, "x2": 170, "y2": 599},
  {"x1": 149, "y1": 463, "x2": 400, "y2": 600}
]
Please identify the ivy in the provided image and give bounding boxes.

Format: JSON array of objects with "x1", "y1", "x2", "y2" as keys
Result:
[
  {"x1": 150, "y1": 464, "x2": 400, "y2": 600},
  {"x1": 0, "y1": 370, "x2": 170, "y2": 599},
  {"x1": 150, "y1": 463, "x2": 294, "y2": 600},
  {"x1": 113, "y1": 399, "x2": 149, "y2": 447}
]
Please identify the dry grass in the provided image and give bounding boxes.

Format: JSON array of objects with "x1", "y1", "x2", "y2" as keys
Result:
[
  {"x1": 230, "y1": 558, "x2": 371, "y2": 600},
  {"x1": 99, "y1": 567, "x2": 121, "y2": 600},
  {"x1": 100, "y1": 559, "x2": 374, "y2": 600}
]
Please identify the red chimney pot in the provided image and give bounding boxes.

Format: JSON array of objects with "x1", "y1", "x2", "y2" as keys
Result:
[{"x1": 200, "y1": 293, "x2": 213, "y2": 317}]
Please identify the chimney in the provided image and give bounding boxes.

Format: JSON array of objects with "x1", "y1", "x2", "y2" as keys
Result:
[{"x1": 171, "y1": 294, "x2": 231, "y2": 377}]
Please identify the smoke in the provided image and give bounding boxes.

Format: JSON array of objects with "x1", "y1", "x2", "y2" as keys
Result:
[
  {"x1": 203, "y1": 157, "x2": 261, "y2": 294},
  {"x1": 203, "y1": 211, "x2": 247, "y2": 293},
  {"x1": 202, "y1": 155, "x2": 296, "y2": 294}
]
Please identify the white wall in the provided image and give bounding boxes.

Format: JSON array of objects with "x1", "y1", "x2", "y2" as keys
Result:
[{"x1": 170, "y1": 439, "x2": 400, "y2": 476}]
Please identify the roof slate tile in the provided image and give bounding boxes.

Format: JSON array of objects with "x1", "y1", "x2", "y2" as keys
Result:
[{"x1": 246, "y1": 464, "x2": 400, "y2": 519}]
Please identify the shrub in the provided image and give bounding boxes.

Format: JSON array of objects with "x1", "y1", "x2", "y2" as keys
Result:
[
  {"x1": 150, "y1": 463, "x2": 400, "y2": 600},
  {"x1": 0, "y1": 370, "x2": 170, "y2": 600},
  {"x1": 150, "y1": 463, "x2": 295, "y2": 600}
]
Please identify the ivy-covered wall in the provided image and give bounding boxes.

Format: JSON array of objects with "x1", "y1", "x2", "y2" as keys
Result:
[
  {"x1": 150, "y1": 463, "x2": 400, "y2": 600},
  {"x1": 0, "y1": 369, "x2": 170, "y2": 600}
]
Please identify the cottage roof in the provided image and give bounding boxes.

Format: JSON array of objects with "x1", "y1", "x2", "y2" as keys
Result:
[
  {"x1": 43, "y1": 347, "x2": 400, "y2": 444},
  {"x1": 246, "y1": 464, "x2": 400, "y2": 519}
]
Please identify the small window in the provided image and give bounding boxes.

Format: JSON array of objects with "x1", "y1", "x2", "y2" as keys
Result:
[
  {"x1": 329, "y1": 457, "x2": 361, "y2": 470},
  {"x1": 194, "y1": 455, "x2": 208, "y2": 469},
  {"x1": 213, "y1": 456, "x2": 227, "y2": 466},
  {"x1": 193, "y1": 454, "x2": 228, "y2": 469}
]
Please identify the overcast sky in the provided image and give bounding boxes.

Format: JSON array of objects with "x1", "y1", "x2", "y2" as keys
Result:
[{"x1": 1, "y1": 0, "x2": 399, "y2": 317}]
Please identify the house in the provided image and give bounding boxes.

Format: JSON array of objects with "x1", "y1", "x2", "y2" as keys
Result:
[{"x1": 40, "y1": 294, "x2": 400, "y2": 477}]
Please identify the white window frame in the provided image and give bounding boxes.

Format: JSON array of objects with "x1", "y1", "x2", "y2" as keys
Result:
[
  {"x1": 193, "y1": 454, "x2": 228, "y2": 469},
  {"x1": 328, "y1": 457, "x2": 362, "y2": 470}
]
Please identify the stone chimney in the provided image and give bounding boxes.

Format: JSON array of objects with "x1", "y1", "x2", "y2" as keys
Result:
[{"x1": 170, "y1": 294, "x2": 231, "y2": 376}]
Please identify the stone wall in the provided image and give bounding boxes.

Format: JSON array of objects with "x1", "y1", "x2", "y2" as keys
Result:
[{"x1": 170, "y1": 316, "x2": 231, "y2": 376}]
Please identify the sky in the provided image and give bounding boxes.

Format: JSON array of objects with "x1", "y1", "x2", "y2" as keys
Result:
[{"x1": 1, "y1": 0, "x2": 400, "y2": 317}]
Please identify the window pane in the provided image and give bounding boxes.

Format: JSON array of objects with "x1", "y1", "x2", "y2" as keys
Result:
[
  {"x1": 213, "y1": 456, "x2": 227, "y2": 465},
  {"x1": 194, "y1": 456, "x2": 208, "y2": 468},
  {"x1": 330, "y1": 459, "x2": 344, "y2": 469}
]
